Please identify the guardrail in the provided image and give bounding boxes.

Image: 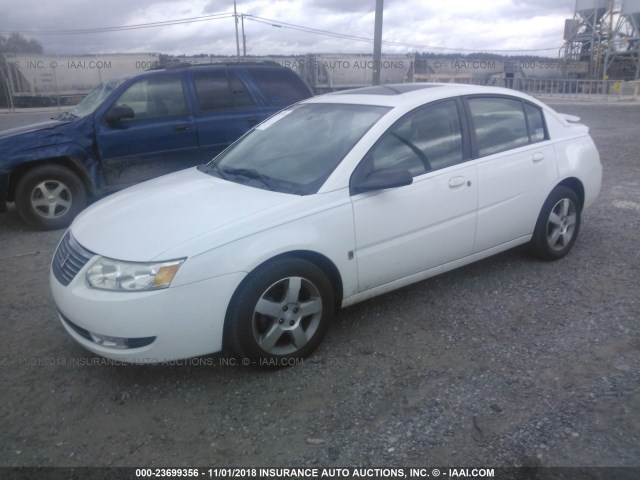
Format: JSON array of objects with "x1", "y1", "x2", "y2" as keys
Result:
[
  {"x1": 420, "y1": 77, "x2": 640, "y2": 101},
  {"x1": 499, "y1": 78, "x2": 638, "y2": 100}
]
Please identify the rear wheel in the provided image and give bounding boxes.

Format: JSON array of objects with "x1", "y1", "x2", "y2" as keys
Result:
[
  {"x1": 226, "y1": 257, "x2": 334, "y2": 366},
  {"x1": 529, "y1": 186, "x2": 581, "y2": 260},
  {"x1": 15, "y1": 165, "x2": 86, "y2": 230}
]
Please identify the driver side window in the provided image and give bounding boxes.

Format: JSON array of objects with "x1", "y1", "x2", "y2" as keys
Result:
[
  {"x1": 113, "y1": 75, "x2": 186, "y2": 121},
  {"x1": 368, "y1": 99, "x2": 464, "y2": 178}
]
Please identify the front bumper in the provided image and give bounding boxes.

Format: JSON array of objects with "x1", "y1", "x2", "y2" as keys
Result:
[{"x1": 50, "y1": 266, "x2": 246, "y2": 363}]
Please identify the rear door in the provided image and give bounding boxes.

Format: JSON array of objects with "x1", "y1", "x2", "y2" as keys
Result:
[
  {"x1": 96, "y1": 73, "x2": 200, "y2": 186},
  {"x1": 190, "y1": 69, "x2": 270, "y2": 161},
  {"x1": 240, "y1": 66, "x2": 312, "y2": 107},
  {"x1": 465, "y1": 96, "x2": 558, "y2": 252}
]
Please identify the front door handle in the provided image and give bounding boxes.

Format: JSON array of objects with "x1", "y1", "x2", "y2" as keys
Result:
[{"x1": 174, "y1": 124, "x2": 190, "y2": 132}]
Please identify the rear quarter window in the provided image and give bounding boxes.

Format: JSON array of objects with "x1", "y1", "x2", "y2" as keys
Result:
[
  {"x1": 524, "y1": 103, "x2": 547, "y2": 142},
  {"x1": 245, "y1": 68, "x2": 311, "y2": 106}
]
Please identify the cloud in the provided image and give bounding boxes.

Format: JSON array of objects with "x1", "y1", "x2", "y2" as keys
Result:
[
  {"x1": 301, "y1": 0, "x2": 374, "y2": 13},
  {"x1": 509, "y1": 0, "x2": 575, "y2": 16},
  {"x1": 0, "y1": 0, "x2": 575, "y2": 56}
]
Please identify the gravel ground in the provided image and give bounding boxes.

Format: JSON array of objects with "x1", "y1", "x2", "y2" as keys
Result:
[{"x1": 0, "y1": 101, "x2": 639, "y2": 470}]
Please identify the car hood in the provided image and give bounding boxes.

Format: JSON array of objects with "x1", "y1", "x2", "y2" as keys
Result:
[
  {"x1": 70, "y1": 167, "x2": 297, "y2": 261},
  {"x1": 0, "y1": 119, "x2": 63, "y2": 138}
]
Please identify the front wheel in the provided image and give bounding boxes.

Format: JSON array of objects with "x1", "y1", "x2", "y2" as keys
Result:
[
  {"x1": 15, "y1": 165, "x2": 87, "y2": 230},
  {"x1": 529, "y1": 186, "x2": 581, "y2": 261},
  {"x1": 226, "y1": 257, "x2": 334, "y2": 365}
]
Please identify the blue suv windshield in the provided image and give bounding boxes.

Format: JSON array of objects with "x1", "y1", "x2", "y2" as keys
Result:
[{"x1": 70, "y1": 79, "x2": 124, "y2": 117}]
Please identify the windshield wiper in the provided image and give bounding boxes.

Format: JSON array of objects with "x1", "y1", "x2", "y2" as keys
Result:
[
  {"x1": 52, "y1": 111, "x2": 78, "y2": 121},
  {"x1": 199, "y1": 162, "x2": 229, "y2": 180},
  {"x1": 221, "y1": 167, "x2": 275, "y2": 190}
]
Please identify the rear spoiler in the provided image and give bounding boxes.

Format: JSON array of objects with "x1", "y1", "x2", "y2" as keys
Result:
[{"x1": 560, "y1": 113, "x2": 581, "y2": 123}]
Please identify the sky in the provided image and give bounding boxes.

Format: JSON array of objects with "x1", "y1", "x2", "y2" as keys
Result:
[{"x1": 0, "y1": 0, "x2": 577, "y2": 57}]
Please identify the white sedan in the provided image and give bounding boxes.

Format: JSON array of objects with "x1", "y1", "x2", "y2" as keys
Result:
[{"x1": 50, "y1": 84, "x2": 602, "y2": 364}]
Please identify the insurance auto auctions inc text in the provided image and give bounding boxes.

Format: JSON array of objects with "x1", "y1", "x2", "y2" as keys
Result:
[{"x1": 244, "y1": 468, "x2": 495, "y2": 478}]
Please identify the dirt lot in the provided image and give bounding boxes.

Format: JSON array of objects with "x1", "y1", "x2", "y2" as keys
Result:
[{"x1": 0, "y1": 101, "x2": 639, "y2": 470}]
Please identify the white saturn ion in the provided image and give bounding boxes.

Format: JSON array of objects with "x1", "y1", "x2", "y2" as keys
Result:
[{"x1": 50, "y1": 84, "x2": 602, "y2": 364}]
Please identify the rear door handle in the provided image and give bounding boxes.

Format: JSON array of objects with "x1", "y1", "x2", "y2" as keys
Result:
[
  {"x1": 449, "y1": 176, "x2": 467, "y2": 188},
  {"x1": 532, "y1": 152, "x2": 544, "y2": 163},
  {"x1": 174, "y1": 124, "x2": 190, "y2": 132}
]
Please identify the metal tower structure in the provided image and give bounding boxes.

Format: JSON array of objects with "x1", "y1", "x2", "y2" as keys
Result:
[
  {"x1": 605, "y1": 0, "x2": 640, "y2": 79},
  {"x1": 562, "y1": 0, "x2": 640, "y2": 79},
  {"x1": 562, "y1": 0, "x2": 612, "y2": 78}
]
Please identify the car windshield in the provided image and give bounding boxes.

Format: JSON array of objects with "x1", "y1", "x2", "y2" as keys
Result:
[
  {"x1": 69, "y1": 79, "x2": 124, "y2": 117},
  {"x1": 199, "y1": 103, "x2": 390, "y2": 195}
]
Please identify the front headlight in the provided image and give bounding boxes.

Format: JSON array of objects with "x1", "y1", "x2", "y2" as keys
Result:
[{"x1": 86, "y1": 257, "x2": 185, "y2": 292}]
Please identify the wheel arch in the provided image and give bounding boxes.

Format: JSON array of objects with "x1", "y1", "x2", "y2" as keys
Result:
[
  {"x1": 529, "y1": 181, "x2": 583, "y2": 261},
  {"x1": 284, "y1": 250, "x2": 344, "y2": 311},
  {"x1": 221, "y1": 249, "x2": 344, "y2": 352},
  {"x1": 556, "y1": 177, "x2": 585, "y2": 210},
  {"x1": 7, "y1": 157, "x2": 95, "y2": 202}
]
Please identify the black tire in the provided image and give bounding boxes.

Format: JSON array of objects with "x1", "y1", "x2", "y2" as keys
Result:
[
  {"x1": 15, "y1": 165, "x2": 87, "y2": 230},
  {"x1": 226, "y1": 257, "x2": 334, "y2": 366},
  {"x1": 529, "y1": 185, "x2": 581, "y2": 261}
]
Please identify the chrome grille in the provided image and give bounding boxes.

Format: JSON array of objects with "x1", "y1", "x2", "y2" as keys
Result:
[{"x1": 52, "y1": 231, "x2": 94, "y2": 286}]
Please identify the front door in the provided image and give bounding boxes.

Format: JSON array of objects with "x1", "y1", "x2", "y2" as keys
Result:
[
  {"x1": 96, "y1": 73, "x2": 200, "y2": 186},
  {"x1": 350, "y1": 99, "x2": 478, "y2": 292},
  {"x1": 190, "y1": 69, "x2": 273, "y2": 161}
]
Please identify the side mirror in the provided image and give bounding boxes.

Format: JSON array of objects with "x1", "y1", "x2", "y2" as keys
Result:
[
  {"x1": 351, "y1": 168, "x2": 413, "y2": 195},
  {"x1": 104, "y1": 105, "x2": 135, "y2": 123}
]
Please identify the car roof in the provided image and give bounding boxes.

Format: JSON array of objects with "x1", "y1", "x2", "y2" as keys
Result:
[
  {"x1": 147, "y1": 61, "x2": 285, "y2": 73},
  {"x1": 304, "y1": 83, "x2": 545, "y2": 109},
  {"x1": 115, "y1": 62, "x2": 290, "y2": 82}
]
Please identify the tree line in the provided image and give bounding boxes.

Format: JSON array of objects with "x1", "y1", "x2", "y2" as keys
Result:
[{"x1": 0, "y1": 33, "x2": 43, "y2": 54}]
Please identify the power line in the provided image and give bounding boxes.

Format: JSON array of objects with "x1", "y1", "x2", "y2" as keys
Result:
[
  {"x1": 0, "y1": 13, "x2": 234, "y2": 36},
  {"x1": 1, "y1": 10, "x2": 563, "y2": 53},
  {"x1": 245, "y1": 14, "x2": 562, "y2": 53}
]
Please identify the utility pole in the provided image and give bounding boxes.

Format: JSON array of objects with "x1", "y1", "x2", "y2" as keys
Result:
[
  {"x1": 234, "y1": 0, "x2": 241, "y2": 58},
  {"x1": 241, "y1": 14, "x2": 247, "y2": 57},
  {"x1": 372, "y1": 0, "x2": 384, "y2": 85}
]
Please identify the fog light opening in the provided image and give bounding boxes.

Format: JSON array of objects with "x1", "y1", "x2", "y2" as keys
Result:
[{"x1": 89, "y1": 333, "x2": 128, "y2": 349}]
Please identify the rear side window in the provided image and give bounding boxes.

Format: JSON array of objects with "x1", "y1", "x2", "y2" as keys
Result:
[
  {"x1": 193, "y1": 70, "x2": 254, "y2": 111},
  {"x1": 245, "y1": 68, "x2": 311, "y2": 106},
  {"x1": 467, "y1": 96, "x2": 548, "y2": 157},
  {"x1": 468, "y1": 97, "x2": 529, "y2": 157}
]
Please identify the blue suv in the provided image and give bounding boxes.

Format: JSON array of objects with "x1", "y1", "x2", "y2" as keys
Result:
[{"x1": 0, "y1": 63, "x2": 312, "y2": 229}]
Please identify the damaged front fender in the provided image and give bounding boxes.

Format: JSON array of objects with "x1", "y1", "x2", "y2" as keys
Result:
[{"x1": 0, "y1": 115, "x2": 104, "y2": 202}]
